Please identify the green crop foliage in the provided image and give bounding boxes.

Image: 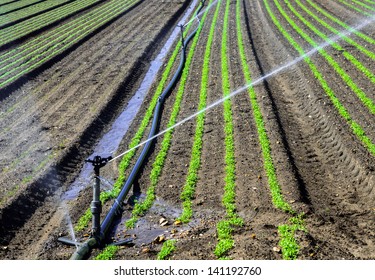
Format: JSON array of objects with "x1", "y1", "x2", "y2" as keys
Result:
[
  {"x1": 214, "y1": 0, "x2": 244, "y2": 260},
  {"x1": 237, "y1": 0, "x2": 292, "y2": 214},
  {"x1": 0, "y1": 0, "x2": 103, "y2": 46},
  {"x1": 278, "y1": 225, "x2": 299, "y2": 260},
  {"x1": 0, "y1": 0, "x2": 44, "y2": 14},
  {"x1": 237, "y1": 0, "x2": 306, "y2": 259},
  {"x1": 75, "y1": 208, "x2": 92, "y2": 231},
  {"x1": 0, "y1": 0, "x2": 140, "y2": 89},
  {"x1": 126, "y1": 0, "x2": 212, "y2": 229},
  {"x1": 350, "y1": 0, "x2": 375, "y2": 10},
  {"x1": 74, "y1": 4, "x2": 198, "y2": 232},
  {"x1": 293, "y1": 0, "x2": 375, "y2": 62},
  {"x1": 337, "y1": 0, "x2": 372, "y2": 16},
  {"x1": 157, "y1": 239, "x2": 176, "y2": 260},
  {"x1": 305, "y1": 0, "x2": 375, "y2": 45},
  {"x1": 278, "y1": 214, "x2": 306, "y2": 260},
  {"x1": 178, "y1": 0, "x2": 221, "y2": 224},
  {"x1": 1, "y1": 0, "x2": 73, "y2": 27},
  {"x1": 0, "y1": 1, "x2": 103, "y2": 64},
  {"x1": 269, "y1": 0, "x2": 375, "y2": 154},
  {"x1": 95, "y1": 245, "x2": 118, "y2": 260},
  {"x1": 276, "y1": 0, "x2": 375, "y2": 116},
  {"x1": 266, "y1": 0, "x2": 375, "y2": 255}
]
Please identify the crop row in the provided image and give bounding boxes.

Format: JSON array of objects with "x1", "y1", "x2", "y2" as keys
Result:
[
  {"x1": 0, "y1": 0, "x2": 104, "y2": 47},
  {"x1": 0, "y1": 0, "x2": 46, "y2": 15},
  {"x1": 0, "y1": 0, "x2": 140, "y2": 90},
  {"x1": 267, "y1": 0, "x2": 375, "y2": 157},
  {"x1": 1, "y1": 1, "x2": 19, "y2": 7},
  {"x1": 213, "y1": 0, "x2": 244, "y2": 260},
  {"x1": 281, "y1": 0, "x2": 375, "y2": 115},
  {"x1": 305, "y1": 0, "x2": 375, "y2": 45},
  {"x1": 0, "y1": 0, "x2": 74, "y2": 29},
  {"x1": 235, "y1": 0, "x2": 305, "y2": 260},
  {"x1": 338, "y1": 0, "x2": 375, "y2": 15}
]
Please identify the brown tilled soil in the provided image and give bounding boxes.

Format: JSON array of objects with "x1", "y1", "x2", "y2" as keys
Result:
[{"x1": 1, "y1": 0, "x2": 375, "y2": 260}]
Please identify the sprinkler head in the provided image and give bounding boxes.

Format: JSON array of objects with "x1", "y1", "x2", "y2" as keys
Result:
[{"x1": 85, "y1": 155, "x2": 113, "y2": 174}]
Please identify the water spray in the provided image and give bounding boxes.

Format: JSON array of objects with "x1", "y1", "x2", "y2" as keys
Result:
[{"x1": 109, "y1": 12, "x2": 375, "y2": 163}]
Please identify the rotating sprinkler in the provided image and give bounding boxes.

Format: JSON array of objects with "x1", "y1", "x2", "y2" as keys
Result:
[{"x1": 57, "y1": 155, "x2": 133, "y2": 259}]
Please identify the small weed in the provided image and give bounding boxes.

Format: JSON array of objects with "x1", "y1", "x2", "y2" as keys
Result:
[
  {"x1": 157, "y1": 239, "x2": 176, "y2": 260},
  {"x1": 95, "y1": 245, "x2": 118, "y2": 260}
]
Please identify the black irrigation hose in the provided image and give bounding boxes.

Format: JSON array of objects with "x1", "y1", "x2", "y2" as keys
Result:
[{"x1": 70, "y1": 1, "x2": 205, "y2": 260}]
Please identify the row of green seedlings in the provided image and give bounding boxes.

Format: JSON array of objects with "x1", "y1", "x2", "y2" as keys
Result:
[
  {"x1": 212, "y1": 0, "x2": 244, "y2": 260},
  {"x1": 269, "y1": 0, "x2": 375, "y2": 156},
  {"x1": 0, "y1": 0, "x2": 149, "y2": 88},
  {"x1": 1, "y1": 0, "x2": 35, "y2": 12},
  {"x1": 1, "y1": 0, "x2": 20, "y2": 8},
  {"x1": 0, "y1": 0, "x2": 103, "y2": 46},
  {"x1": 0, "y1": 0, "x2": 140, "y2": 89},
  {"x1": 304, "y1": 0, "x2": 375, "y2": 45},
  {"x1": 93, "y1": 1, "x2": 210, "y2": 260},
  {"x1": 235, "y1": 0, "x2": 305, "y2": 260},
  {"x1": 0, "y1": 0, "x2": 73, "y2": 27},
  {"x1": 0, "y1": 0, "x2": 136, "y2": 121},
  {"x1": 0, "y1": 0, "x2": 48, "y2": 15},
  {"x1": 358, "y1": 0, "x2": 375, "y2": 6},
  {"x1": 338, "y1": 0, "x2": 375, "y2": 15},
  {"x1": 280, "y1": 0, "x2": 375, "y2": 115},
  {"x1": 0, "y1": 0, "x2": 137, "y2": 76}
]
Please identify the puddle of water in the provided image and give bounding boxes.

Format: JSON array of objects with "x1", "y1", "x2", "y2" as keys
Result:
[
  {"x1": 111, "y1": 196, "x2": 200, "y2": 246},
  {"x1": 62, "y1": 0, "x2": 199, "y2": 201}
]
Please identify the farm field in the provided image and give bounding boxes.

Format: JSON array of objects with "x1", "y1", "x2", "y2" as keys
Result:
[{"x1": 0, "y1": 0, "x2": 375, "y2": 260}]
